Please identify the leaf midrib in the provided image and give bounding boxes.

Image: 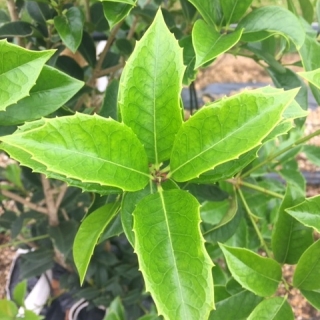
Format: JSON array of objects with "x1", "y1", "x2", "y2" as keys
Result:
[{"x1": 171, "y1": 99, "x2": 284, "y2": 176}]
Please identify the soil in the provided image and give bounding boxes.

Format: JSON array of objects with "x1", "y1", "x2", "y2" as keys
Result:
[{"x1": 1, "y1": 53, "x2": 320, "y2": 319}]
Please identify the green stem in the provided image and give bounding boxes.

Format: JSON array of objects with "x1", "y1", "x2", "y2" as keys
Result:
[
  {"x1": 0, "y1": 234, "x2": 50, "y2": 249},
  {"x1": 238, "y1": 188, "x2": 273, "y2": 257},
  {"x1": 241, "y1": 129, "x2": 320, "y2": 178},
  {"x1": 237, "y1": 180, "x2": 284, "y2": 199}
]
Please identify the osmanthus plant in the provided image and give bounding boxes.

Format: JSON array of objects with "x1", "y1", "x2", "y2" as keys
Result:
[{"x1": 2, "y1": 0, "x2": 320, "y2": 319}]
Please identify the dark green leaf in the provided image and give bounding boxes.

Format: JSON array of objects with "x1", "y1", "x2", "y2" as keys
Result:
[
  {"x1": 221, "y1": 0, "x2": 253, "y2": 24},
  {"x1": 54, "y1": 7, "x2": 84, "y2": 53},
  {"x1": 0, "y1": 21, "x2": 33, "y2": 37},
  {"x1": 179, "y1": 35, "x2": 197, "y2": 85},
  {"x1": 115, "y1": 38, "x2": 133, "y2": 56},
  {"x1": 49, "y1": 220, "x2": 78, "y2": 257},
  {"x1": 102, "y1": 1, "x2": 135, "y2": 29},
  {"x1": 0, "y1": 9, "x2": 10, "y2": 23},
  {"x1": 0, "y1": 65, "x2": 84, "y2": 126},
  {"x1": 100, "y1": 80, "x2": 119, "y2": 120},
  {"x1": 78, "y1": 31, "x2": 97, "y2": 67},
  {"x1": 55, "y1": 55, "x2": 84, "y2": 81},
  {"x1": 90, "y1": 2, "x2": 109, "y2": 31},
  {"x1": 26, "y1": 1, "x2": 52, "y2": 25},
  {"x1": 180, "y1": 0, "x2": 196, "y2": 22}
]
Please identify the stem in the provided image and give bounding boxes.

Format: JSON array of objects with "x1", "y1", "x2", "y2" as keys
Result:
[
  {"x1": 0, "y1": 234, "x2": 49, "y2": 249},
  {"x1": 6, "y1": 0, "x2": 24, "y2": 47},
  {"x1": 97, "y1": 63, "x2": 124, "y2": 78},
  {"x1": 230, "y1": 179, "x2": 284, "y2": 199},
  {"x1": 241, "y1": 129, "x2": 320, "y2": 179},
  {"x1": 1, "y1": 189, "x2": 48, "y2": 215},
  {"x1": 238, "y1": 188, "x2": 273, "y2": 257},
  {"x1": 41, "y1": 175, "x2": 59, "y2": 226},
  {"x1": 83, "y1": 0, "x2": 91, "y2": 23}
]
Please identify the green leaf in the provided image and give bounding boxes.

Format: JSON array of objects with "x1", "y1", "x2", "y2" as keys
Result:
[
  {"x1": 102, "y1": 1, "x2": 135, "y2": 29},
  {"x1": 133, "y1": 189, "x2": 214, "y2": 319},
  {"x1": 74, "y1": 202, "x2": 120, "y2": 284},
  {"x1": 179, "y1": 36, "x2": 197, "y2": 86},
  {"x1": 180, "y1": 0, "x2": 197, "y2": 22},
  {"x1": 115, "y1": 38, "x2": 133, "y2": 56},
  {"x1": 267, "y1": 67, "x2": 308, "y2": 113},
  {"x1": 237, "y1": 6, "x2": 305, "y2": 49},
  {"x1": 119, "y1": 9, "x2": 184, "y2": 165},
  {"x1": 221, "y1": 0, "x2": 254, "y2": 24},
  {"x1": 247, "y1": 297, "x2": 294, "y2": 320},
  {"x1": 78, "y1": 31, "x2": 97, "y2": 67},
  {"x1": 49, "y1": 220, "x2": 78, "y2": 257},
  {"x1": 299, "y1": 36, "x2": 320, "y2": 105},
  {"x1": 103, "y1": 296, "x2": 125, "y2": 320},
  {"x1": 219, "y1": 244, "x2": 282, "y2": 297},
  {"x1": 13, "y1": 280, "x2": 27, "y2": 307},
  {"x1": 192, "y1": 20, "x2": 243, "y2": 68},
  {"x1": 191, "y1": 147, "x2": 259, "y2": 184},
  {"x1": 0, "y1": 65, "x2": 84, "y2": 126},
  {"x1": 26, "y1": 1, "x2": 51, "y2": 25},
  {"x1": 300, "y1": 289, "x2": 320, "y2": 310},
  {"x1": 121, "y1": 183, "x2": 155, "y2": 247},
  {"x1": 202, "y1": 196, "x2": 239, "y2": 243},
  {"x1": 0, "y1": 21, "x2": 33, "y2": 37},
  {"x1": 103, "y1": 0, "x2": 135, "y2": 4},
  {"x1": 100, "y1": 80, "x2": 119, "y2": 120},
  {"x1": 187, "y1": 0, "x2": 222, "y2": 26},
  {"x1": 0, "y1": 10, "x2": 10, "y2": 23},
  {"x1": 54, "y1": 7, "x2": 84, "y2": 53},
  {"x1": 293, "y1": 240, "x2": 320, "y2": 291},
  {"x1": 286, "y1": 195, "x2": 320, "y2": 233},
  {"x1": 303, "y1": 145, "x2": 320, "y2": 167},
  {"x1": 298, "y1": 68, "x2": 320, "y2": 89},
  {"x1": 90, "y1": 2, "x2": 109, "y2": 31},
  {"x1": 0, "y1": 300, "x2": 18, "y2": 320},
  {"x1": 170, "y1": 89, "x2": 297, "y2": 182},
  {"x1": 0, "y1": 114, "x2": 150, "y2": 191},
  {"x1": 298, "y1": 0, "x2": 314, "y2": 24},
  {"x1": 1, "y1": 142, "x2": 121, "y2": 195},
  {"x1": 209, "y1": 289, "x2": 262, "y2": 320},
  {"x1": 0, "y1": 39, "x2": 54, "y2": 111},
  {"x1": 23, "y1": 310, "x2": 43, "y2": 320},
  {"x1": 272, "y1": 185, "x2": 313, "y2": 264}
]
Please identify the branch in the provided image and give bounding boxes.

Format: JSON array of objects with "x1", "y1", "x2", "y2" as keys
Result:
[
  {"x1": 96, "y1": 63, "x2": 124, "y2": 78},
  {"x1": 1, "y1": 189, "x2": 48, "y2": 215}
]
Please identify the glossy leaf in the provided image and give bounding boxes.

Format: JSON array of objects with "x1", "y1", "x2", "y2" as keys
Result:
[
  {"x1": 74, "y1": 202, "x2": 120, "y2": 284},
  {"x1": 0, "y1": 39, "x2": 54, "y2": 111},
  {"x1": 78, "y1": 31, "x2": 97, "y2": 67},
  {"x1": 209, "y1": 289, "x2": 262, "y2": 319},
  {"x1": 286, "y1": 195, "x2": 320, "y2": 233},
  {"x1": 188, "y1": 0, "x2": 222, "y2": 26},
  {"x1": 247, "y1": 297, "x2": 294, "y2": 320},
  {"x1": 237, "y1": 6, "x2": 305, "y2": 49},
  {"x1": 299, "y1": 36, "x2": 320, "y2": 104},
  {"x1": 298, "y1": 68, "x2": 320, "y2": 89},
  {"x1": 0, "y1": 142, "x2": 121, "y2": 195},
  {"x1": 90, "y1": 2, "x2": 109, "y2": 31},
  {"x1": 220, "y1": 244, "x2": 282, "y2": 297},
  {"x1": 170, "y1": 89, "x2": 297, "y2": 182},
  {"x1": 54, "y1": 7, "x2": 84, "y2": 53},
  {"x1": 0, "y1": 65, "x2": 84, "y2": 126},
  {"x1": 102, "y1": 1, "x2": 135, "y2": 29},
  {"x1": 293, "y1": 240, "x2": 320, "y2": 291},
  {"x1": 272, "y1": 185, "x2": 313, "y2": 264},
  {"x1": 0, "y1": 114, "x2": 150, "y2": 191},
  {"x1": 221, "y1": 0, "x2": 254, "y2": 24},
  {"x1": 192, "y1": 20, "x2": 243, "y2": 68},
  {"x1": 0, "y1": 21, "x2": 33, "y2": 37},
  {"x1": 133, "y1": 189, "x2": 214, "y2": 320},
  {"x1": 121, "y1": 184, "x2": 155, "y2": 247},
  {"x1": 301, "y1": 289, "x2": 320, "y2": 310},
  {"x1": 119, "y1": 10, "x2": 184, "y2": 165},
  {"x1": 26, "y1": 1, "x2": 52, "y2": 25}
]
